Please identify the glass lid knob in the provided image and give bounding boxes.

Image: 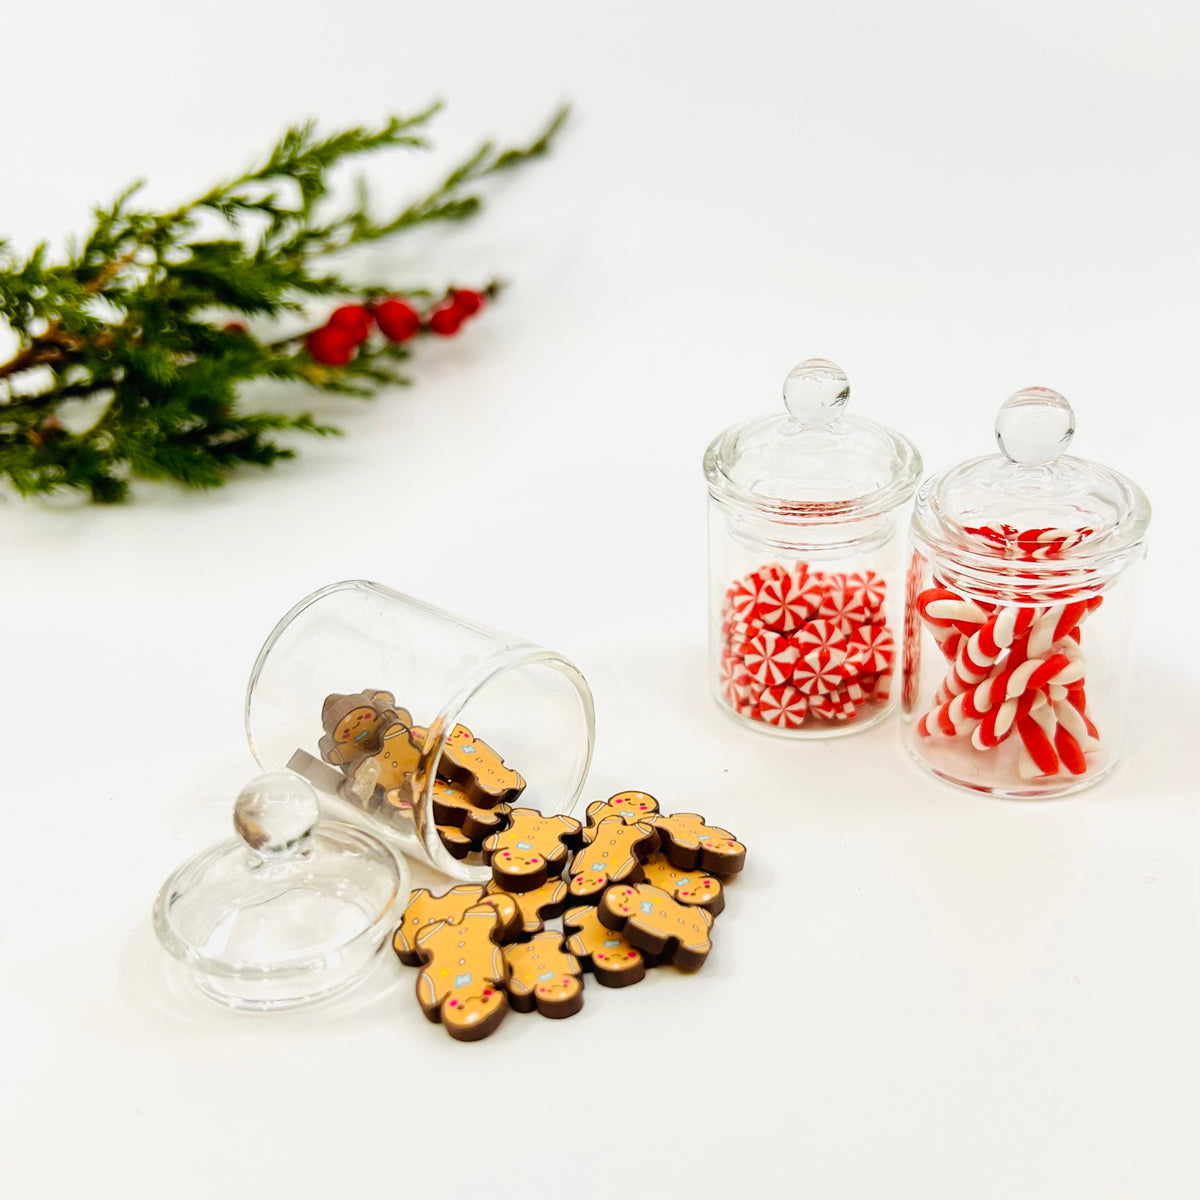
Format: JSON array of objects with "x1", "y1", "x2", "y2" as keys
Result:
[
  {"x1": 994, "y1": 387, "x2": 1075, "y2": 466},
  {"x1": 782, "y1": 358, "x2": 850, "y2": 428},
  {"x1": 233, "y1": 771, "x2": 320, "y2": 858}
]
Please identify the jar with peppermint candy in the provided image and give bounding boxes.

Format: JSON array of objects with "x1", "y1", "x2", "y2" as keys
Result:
[
  {"x1": 703, "y1": 359, "x2": 922, "y2": 736},
  {"x1": 901, "y1": 387, "x2": 1150, "y2": 797}
]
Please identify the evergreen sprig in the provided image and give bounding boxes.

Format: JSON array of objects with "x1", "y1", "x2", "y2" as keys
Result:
[{"x1": 0, "y1": 103, "x2": 567, "y2": 502}]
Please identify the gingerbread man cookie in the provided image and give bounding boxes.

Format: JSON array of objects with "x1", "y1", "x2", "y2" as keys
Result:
[
  {"x1": 393, "y1": 885, "x2": 522, "y2": 966},
  {"x1": 482, "y1": 808, "x2": 583, "y2": 893},
  {"x1": 318, "y1": 690, "x2": 400, "y2": 765},
  {"x1": 597, "y1": 883, "x2": 714, "y2": 971},
  {"x1": 432, "y1": 779, "x2": 512, "y2": 843},
  {"x1": 563, "y1": 905, "x2": 653, "y2": 988},
  {"x1": 439, "y1": 724, "x2": 526, "y2": 807},
  {"x1": 502, "y1": 932, "x2": 584, "y2": 1019},
  {"x1": 342, "y1": 718, "x2": 423, "y2": 809},
  {"x1": 412, "y1": 903, "x2": 510, "y2": 1041},
  {"x1": 485, "y1": 877, "x2": 570, "y2": 938},
  {"x1": 650, "y1": 812, "x2": 746, "y2": 877},
  {"x1": 566, "y1": 815, "x2": 660, "y2": 902},
  {"x1": 436, "y1": 825, "x2": 477, "y2": 860},
  {"x1": 641, "y1": 852, "x2": 725, "y2": 916},
  {"x1": 582, "y1": 790, "x2": 660, "y2": 830}
]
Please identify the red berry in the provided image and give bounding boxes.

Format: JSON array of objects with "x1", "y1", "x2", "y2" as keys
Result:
[
  {"x1": 306, "y1": 324, "x2": 357, "y2": 366},
  {"x1": 427, "y1": 305, "x2": 463, "y2": 336},
  {"x1": 373, "y1": 298, "x2": 421, "y2": 343},
  {"x1": 223, "y1": 321, "x2": 248, "y2": 335},
  {"x1": 450, "y1": 289, "x2": 484, "y2": 317},
  {"x1": 327, "y1": 304, "x2": 373, "y2": 344}
]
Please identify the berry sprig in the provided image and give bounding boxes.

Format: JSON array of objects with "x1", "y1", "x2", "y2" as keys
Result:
[
  {"x1": 304, "y1": 287, "x2": 491, "y2": 365},
  {"x1": 0, "y1": 104, "x2": 566, "y2": 503}
]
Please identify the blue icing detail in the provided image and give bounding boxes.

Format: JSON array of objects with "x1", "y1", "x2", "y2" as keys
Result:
[
  {"x1": 677, "y1": 877, "x2": 691, "y2": 886},
  {"x1": 591, "y1": 862, "x2": 606, "y2": 872},
  {"x1": 697, "y1": 834, "x2": 711, "y2": 841},
  {"x1": 603, "y1": 939, "x2": 621, "y2": 948},
  {"x1": 639, "y1": 901, "x2": 654, "y2": 914},
  {"x1": 515, "y1": 841, "x2": 533, "y2": 850},
  {"x1": 454, "y1": 972, "x2": 472, "y2": 988},
  {"x1": 460, "y1": 746, "x2": 476, "y2": 755},
  {"x1": 537, "y1": 969, "x2": 555, "y2": 981}
]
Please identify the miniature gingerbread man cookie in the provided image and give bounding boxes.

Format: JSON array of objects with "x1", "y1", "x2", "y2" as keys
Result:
[
  {"x1": 412, "y1": 903, "x2": 511, "y2": 1041},
  {"x1": 566, "y1": 815, "x2": 660, "y2": 902},
  {"x1": 318, "y1": 690, "x2": 399, "y2": 765},
  {"x1": 502, "y1": 932, "x2": 584, "y2": 1019},
  {"x1": 439, "y1": 724, "x2": 526, "y2": 807},
  {"x1": 650, "y1": 812, "x2": 746, "y2": 877},
  {"x1": 432, "y1": 779, "x2": 512, "y2": 842},
  {"x1": 563, "y1": 905, "x2": 653, "y2": 988},
  {"x1": 485, "y1": 877, "x2": 570, "y2": 938},
  {"x1": 436, "y1": 825, "x2": 477, "y2": 860},
  {"x1": 482, "y1": 808, "x2": 583, "y2": 893},
  {"x1": 640, "y1": 852, "x2": 725, "y2": 916},
  {"x1": 582, "y1": 790, "x2": 660, "y2": 830},
  {"x1": 392, "y1": 884, "x2": 522, "y2": 966},
  {"x1": 597, "y1": 883, "x2": 714, "y2": 971}
]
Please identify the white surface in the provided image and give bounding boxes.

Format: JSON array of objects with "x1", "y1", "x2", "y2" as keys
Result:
[{"x1": 1, "y1": 2, "x2": 1198, "y2": 1197}]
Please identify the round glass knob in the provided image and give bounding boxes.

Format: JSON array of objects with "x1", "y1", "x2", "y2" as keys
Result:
[
  {"x1": 783, "y1": 358, "x2": 850, "y2": 428},
  {"x1": 995, "y1": 387, "x2": 1075, "y2": 466},
  {"x1": 233, "y1": 772, "x2": 320, "y2": 857}
]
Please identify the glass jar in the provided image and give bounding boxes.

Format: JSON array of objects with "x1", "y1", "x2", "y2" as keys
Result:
[
  {"x1": 901, "y1": 387, "x2": 1150, "y2": 797},
  {"x1": 704, "y1": 359, "x2": 922, "y2": 736},
  {"x1": 245, "y1": 580, "x2": 595, "y2": 881}
]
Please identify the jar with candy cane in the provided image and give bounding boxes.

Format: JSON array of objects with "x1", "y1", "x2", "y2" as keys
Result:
[
  {"x1": 902, "y1": 387, "x2": 1150, "y2": 797},
  {"x1": 703, "y1": 359, "x2": 922, "y2": 737}
]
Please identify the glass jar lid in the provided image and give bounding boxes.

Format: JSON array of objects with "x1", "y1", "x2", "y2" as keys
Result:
[
  {"x1": 704, "y1": 358, "x2": 922, "y2": 522},
  {"x1": 153, "y1": 772, "x2": 406, "y2": 1010},
  {"x1": 911, "y1": 387, "x2": 1151, "y2": 592}
]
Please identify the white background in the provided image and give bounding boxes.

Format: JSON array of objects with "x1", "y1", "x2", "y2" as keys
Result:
[{"x1": 1, "y1": 2, "x2": 1198, "y2": 1197}]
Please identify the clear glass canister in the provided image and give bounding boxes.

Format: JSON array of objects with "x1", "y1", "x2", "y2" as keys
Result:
[
  {"x1": 901, "y1": 387, "x2": 1150, "y2": 797},
  {"x1": 704, "y1": 359, "x2": 922, "y2": 736},
  {"x1": 245, "y1": 581, "x2": 595, "y2": 881}
]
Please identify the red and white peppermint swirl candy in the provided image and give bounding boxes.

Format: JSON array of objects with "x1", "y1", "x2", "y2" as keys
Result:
[
  {"x1": 792, "y1": 646, "x2": 847, "y2": 696},
  {"x1": 755, "y1": 571, "x2": 810, "y2": 633},
  {"x1": 817, "y1": 586, "x2": 870, "y2": 634},
  {"x1": 807, "y1": 692, "x2": 838, "y2": 720},
  {"x1": 758, "y1": 685, "x2": 808, "y2": 729},
  {"x1": 724, "y1": 577, "x2": 758, "y2": 622},
  {"x1": 741, "y1": 630, "x2": 798, "y2": 687},
  {"x1": 827, "y1": 680, "x2": 866, "y2": 720},
  {"x1": 724, "y1": 617, "x2": 765, "y2": 658},
  {"x1": 845, "y1": 570, "x2": 886, "y2": 618},
  {"x1": 873, "y1": 671, "x2": 892, "y2": 702},
  {"x1": 847, "y1": 623, "x2": 894, "y2": 675},
  {"x1": 793, "y1": 619, "x2": 848, "y2": 658}
]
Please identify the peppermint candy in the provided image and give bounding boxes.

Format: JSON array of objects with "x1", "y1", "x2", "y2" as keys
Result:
[
  {"x1": 758, "y1": 685, "x2": 808, "y2": 729},
  {"x1": 741, "y1": 630, "x2": 798, "y2": 687},
  {"x1": 847, "y1": 623, "x2": 894, "y2": 675},
  {"x1": 792, "y1": 647, "x2": 847, "y2": 696},
  {"x1": 756, "y1": 572, "x2": 810, "y2": 633}
]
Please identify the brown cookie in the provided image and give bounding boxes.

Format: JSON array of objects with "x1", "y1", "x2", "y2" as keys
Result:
[
  {"x1": 439, "y1": 724, "x2": 526, "y2": 807},
  {"x1": 641, "y1": 852, "x2": 725, "y2": 916},
  {"x1": 650, "y1": 812, "x2": 746, "y2": 877},
  {"x1": 597, "y1": 883, "x2": 714, "y2": 972},
  {"x1": 485, "y1": 877, "x2": 570, "y2": 938},
  {"x1": 318, "y1": 690, "x2": 402, "y2": 765},
  {"x1": 392, "y1": 885, "x2": 522, "y2": 966},
  {"x1": 343, "y1": 718, "x2": 423, "y2": 808},
  {"x1": 432, "y1": 778, "x2": 512, "y2": 842},
  {"x1": 566, "y1": 815, "x2": 660, "y2": 903},
  {"x1": 563, "y1": 905, "x2": 651, "y2": 988},
  {"x1": 436, "y1": 825, "x2": 478, "y2": 860},
  {"x1": 482, "y1": 808, "x2": 583, "y2": 893},
  {"x1": 412, "y1": 903, "x2": 511, "y2": 1041},
  {"x1": 583, "y1": 790, "x2": 660, "y2": 830},
  {"x1": 502, "y1": 932, "x2": 583, "y2": 1019}
]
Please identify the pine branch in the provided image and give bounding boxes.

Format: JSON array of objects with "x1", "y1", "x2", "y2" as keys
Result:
[{"x1": 0, "y1": 103, "x2": 567, "y2": 502}]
